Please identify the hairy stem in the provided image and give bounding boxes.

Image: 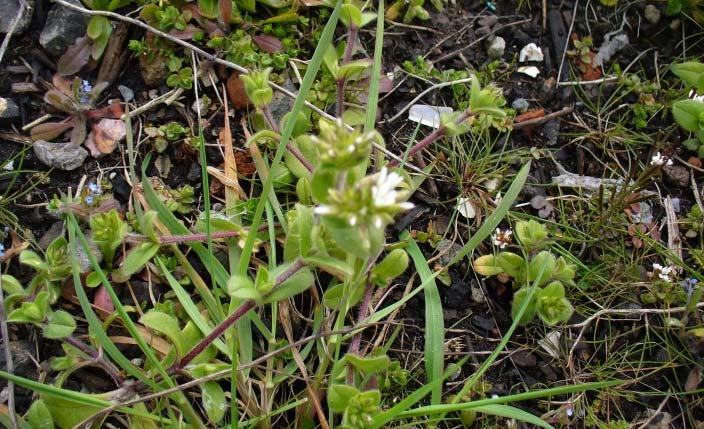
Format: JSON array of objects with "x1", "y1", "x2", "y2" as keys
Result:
[
  {"x1": 260, "y1": 105, "x2": 314, "y2": 173},
  {"x1": 336, "y1": 25, "x2": 358, "y2": 118},
  {"x1": 388, "y1": 110, "x2": 473, "y2": 167},
  {"x1": 64, "y1": 335, "x2": 124, "y2": 384},
  {"x1": 172, "y1": 258, "x2": 306, "y2": 371}
]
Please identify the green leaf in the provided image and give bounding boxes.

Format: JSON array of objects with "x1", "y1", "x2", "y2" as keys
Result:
[
  {"x1": 671, "y1": 61, "x2": 704, "y2": 87},
  {"x1": 340, "y1": 3, "x2": 362, "y2": 27},
  {"x1": 201, "y1": 381, "x2": 227, "y2": 424},
  {"x1": 371, "y1": 249, "x2": 409, "y2": 285},
  {"x1": 497, "y1": 252, "x2": 525, "y2": 278},
  {"x1": 405, "y1": 234, "x2": 444, "y2": 406},
  {"x1": 473, "y1": 254, "x2": 503, "y2": 276},
  {"x1": 511, "y1": 287, "x2": 537, "y2": 325},
  {"x1": 536, "y1": 281, "x2": 574, "y2": 326},
  {"x1": 20, "y1": 250, "x2": 47, "y2": 272},
  {"x1": 323, "y1": 281, "x2": 365, "y2": 310},
  {"x1": 328, "y1": 384, "x2": 361, "y2": 412},
  {"x1": 112, "y1": 242, "x2": 159, "y2": 282},
  {"x1": 139, "y1": 210, "x2": 160, "y2": 243},
  {"x1": 528, "y1": 251, "x2": 556, "y2": 285},
  {"x1": 666, "y1": 0, "x2": 682, "y2": 15},
  {"x1": 140, "y1": 310, "x2": 185, "y2": 356},
  {"x1": 515, "y1": 220, "x2": 549, "y2": 250},
  {"x1": 198, "y1": 0, "x2": 219, "y2": 18},
  {"x1": 262, "y1": 265, "x2": 314, "y2": 304},
  {"x1": 303, "y1": 256, "x2": 353, "y2": 279},
  {"x1": 323, "y1": 43, "x2": 339, "y2": 78},
  {"x1": 346, "y1": 354, "x2": 390, "y2": 374},
  {"x1": 86, "y1": 16, "x2": 108, "y2": 40},
  {"x1": 43, "y1": 310, "x2": 76, "y2": 339},
  {"x1": 27, "y1": 399, "x2": 54, "y2": 429},
  {"x1": 673, "y1": 99, "x2": 704, "y2": 132},
  {"x1": 1, "y1": 274, "x2": 26, "y2": 296},
  {"x1": 284, "y1": 204, "x2": 315, "y2": 261}
]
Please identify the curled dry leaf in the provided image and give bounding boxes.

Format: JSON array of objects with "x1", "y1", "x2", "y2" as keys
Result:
[
  {"x1": 30, "y1": 118, "x2": 75, "y2": 141},
  {"x1": 84, "y1": 118, "x2": 126, "y2": 157},
  {"x1": 252, "y1": 34, "x2": 283, "y2": 53},
  {"x1": 93, "y1": 285, "x2": 115, "y2": 315},
  {"x1": 226, "y1": 72, "x2": 250, "y2": 108},
  {"x1": 57, "y1": 36, "x2": 93, "y2": 77}
]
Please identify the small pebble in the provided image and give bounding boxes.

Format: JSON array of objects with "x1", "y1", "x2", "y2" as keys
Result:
[
  {"x1": 487, "y1": 36, "x2": 506, "y2": 59},
  {"x1": 644, "y1": 4, "x2": 660, "y2": 25},
  {"x1": 519, "y1": 43, "x2": 544, "y2": 62},
  {"x1": 511, "y1": 98, "x2": 529, "y2": 112},
  {"x1": 477, "y1": 15, "x2": 498, "y2": 27},
  {"x1": 0, "y1": 98, "x2": 20, "y2": 119},
  {"x1": 118, "y1": 85, "x2": 134, "y2": 102}
]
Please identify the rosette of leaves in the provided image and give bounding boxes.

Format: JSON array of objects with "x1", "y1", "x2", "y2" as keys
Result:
[
  {"x1": 473, "y1": 220, "x2": 575, "y2": 325},
  {"x1": 30, "y1": 76, "x2": 122, "y2": 146}
]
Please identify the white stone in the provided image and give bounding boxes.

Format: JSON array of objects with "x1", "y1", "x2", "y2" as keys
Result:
[{"x1": 519, "y1": 43, "x2": 544, "y2": 62}]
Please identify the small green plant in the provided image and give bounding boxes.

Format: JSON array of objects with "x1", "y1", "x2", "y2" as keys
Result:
[
  {"x1": 386, "y1": 0, "x2": 445, "y2": 23},
  {"x1": 666, "y1": 0, "x2": 704, "y2": 23},
  {"x1": 473, "y1": 220, "x2": 576, "y2": 326},
  {"x1": 671, "y1": 61, "x2": 704, "y2": 152},
  {"x1": 567, "y1": 36, "x2": 594, "y2": 65}
]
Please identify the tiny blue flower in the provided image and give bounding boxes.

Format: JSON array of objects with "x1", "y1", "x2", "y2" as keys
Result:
[
  {"x1": 85, "y1": 195, "x2": 94, "y2": 205},
  {"x1": 88, "y1": 182, "x2": 101, "y2": 195},
  {"x1": 0, "y1": 243, "x2": 5, "y2": 258},
  {"x1": 78, "y1": 80, "x2": 93, "y2": 104},
  {"x1": 681, "y1": 278, "x2": 699, "y2": 298}
]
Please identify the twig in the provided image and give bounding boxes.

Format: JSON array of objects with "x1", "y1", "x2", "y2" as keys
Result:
[
  {"x1": 381, "y1": 77, "x2": 473, "y2": 124},
  {"x1": 0, "y1": 0, "x2": 28, "y2": 65},
  {"x1": 432, "y1": 18, "x2": 531, "y2": 64},
  {"x1": 64, "y1": 335, "x2": 124, "y2": 384},
  {"x1": 512, "y1": 106, "x2": 574, "y2": 130},
  {"x1": 556, "y1": 0, "x2": 579, "y2": 86},
  {"x1": 51, "y1": 0, "x2": 338, "y2": 124},
  {"x1": 121, "y1": 88, "x2": 183, "y2": 120},
  {"x1": 0, "y1": 273, "x2": 19, "y2": 429}
]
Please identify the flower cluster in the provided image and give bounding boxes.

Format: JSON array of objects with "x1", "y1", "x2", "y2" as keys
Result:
[
  {"x1": 85, "y1": 181, "x2": 102, "y2": 206},
  {"x1": 652, "y1": 263, "x2": 674, "y2": 283},
  {"x1": 650, "y1": 152, "x2": 673, "y2": 167},
  {"x1": 689, "y1": 89, "x2": 704, "y2": 102},
  {"x1": 315, "y1": 167, "x2": 413, "y2": 229},
  {"x1": 311, "y1": 119, "x2": 378, "y2": 169}
]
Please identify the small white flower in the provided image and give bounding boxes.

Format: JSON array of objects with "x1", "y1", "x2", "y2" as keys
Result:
[
  {"x1": 650, "y1": 152, "x2": 673, "y2": 167},
  {"x1": 373, "y1": 216, "x2": 383, "y2": 229},
  {"x1": 372, "y1": 167, "x2": 405, "y2": 207},
  {"x1": 349, "y1": 215, "x2": 357, "y2": 226},
  {"x1": 689, "y1": 89, "x2": 704, "y2": 102},
  {"x1": 314, "y1": 205, "x2": 333, "y2": 215},
  {"x1": 652, "y1": 263, "x2": 674, "y2": 282},
  {"x1": 492, "y1": 228, "x2": 513, "y2": 249}
]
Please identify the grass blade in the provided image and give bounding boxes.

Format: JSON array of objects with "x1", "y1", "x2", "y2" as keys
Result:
[
  {"x1": 448, "y1": 161, "x2": 531, "y2": 266},
  {"x1": 404, "y1": 232, "x2": 443, "y2": 405},
  {"x1": 236, "y1": 0, "x2": 342, "y2": 276}
]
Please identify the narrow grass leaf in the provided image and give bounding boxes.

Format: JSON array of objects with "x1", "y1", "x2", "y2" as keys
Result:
[
  {"x1": 404, "y1": 232, "x2": 443, "y2": 405},
  {"x1": 448, "y1": 161, "x2": 531, "y2": 266}
]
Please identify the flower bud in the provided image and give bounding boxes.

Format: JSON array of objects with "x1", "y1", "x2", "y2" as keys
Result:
[{"x1": 240, "y1": 68, "x2": 273, "y2": 108}]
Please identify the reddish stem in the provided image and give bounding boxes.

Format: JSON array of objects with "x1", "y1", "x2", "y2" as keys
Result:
[
  {"x1": 388, "y1": 111, "x2": 473, "y2": 167},
  {"x1": 65, "y1": 335, "x2": 124, "y2": 384},
  {"x1": 261, "y1": 105, "x2": 314, "y2": 173},
  {"x1": 172, "y1": 258, "x2": 306, "y2": 371},
  {"x1": 336, "y1": 25, "x2": 358, "y2": 118}
]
